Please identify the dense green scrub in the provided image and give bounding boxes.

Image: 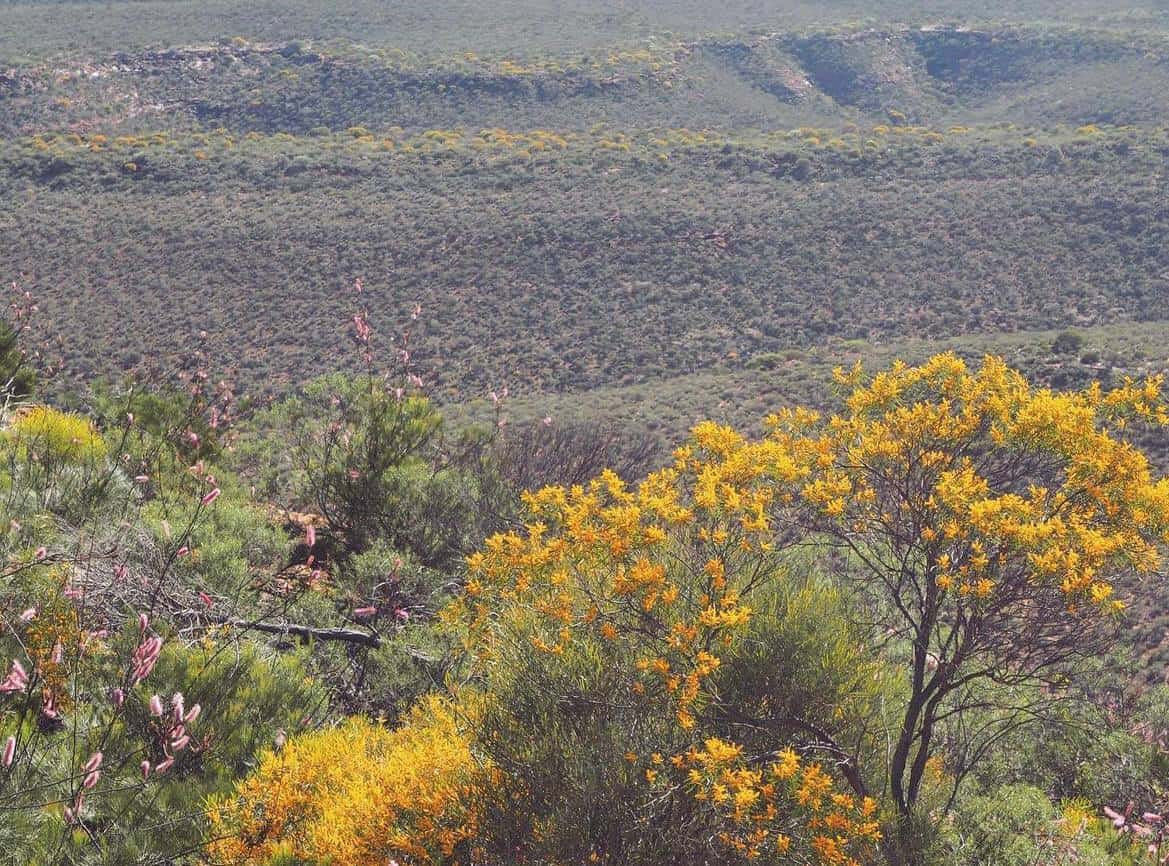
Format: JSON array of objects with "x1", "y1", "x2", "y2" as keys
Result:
[{"x1": 3, "y1": 124, "x2": 1167, "y2": 404}]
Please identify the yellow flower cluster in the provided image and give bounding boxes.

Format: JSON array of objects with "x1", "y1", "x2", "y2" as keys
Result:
[
  {"x1": 23, "y1": 581, "x2": 82, "y2": 711},
  {"x1": 457, "y1": 457, "x2": 772, "y2": 735},
  {"x1": 6, "y1": 406, "x2": 107, "y2": 464},
  {"x1": 766, "y1": 354, "x2": 1169, "y2": 611},
  {"x1": 207, "y1": 696, "x2": 486, "y2": 866},
  {"x1": 686, "y1": 738, "x2": 881, "y2": 863},
  {"x1": 453, "y1": 419, "x2": 888, "y2": 861}
]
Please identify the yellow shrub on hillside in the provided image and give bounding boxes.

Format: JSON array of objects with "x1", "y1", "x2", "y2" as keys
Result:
[
  {"x1": 7, "y1": 406, "x2": 106, "y2": 463},
  {"x1": 207, "y1": 695, "x2": 487, "y2": 866}
]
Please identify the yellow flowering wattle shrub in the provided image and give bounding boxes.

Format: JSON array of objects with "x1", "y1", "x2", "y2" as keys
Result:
[
  {"x1": 208, "y1": 354, "x2": 1169, "y2": 866},
  {"x1": 452, "y1": 430, "x2": 885, "y2": 862},
  {"x1": 6, "y1": 405, "x2": 107, "y2": 463},
  {"x1": 207, "y1": 695, "x2": 487, "y2": 866},
  {"x1": 2, "y1": 404, "x2": 111, "y2": 521},
  {"x1": 452, "y1": 352, "x2": 1169, "y2": 859},
  {"x1": 774, "y1": 354, "x2": 1169, "y2": 828}
]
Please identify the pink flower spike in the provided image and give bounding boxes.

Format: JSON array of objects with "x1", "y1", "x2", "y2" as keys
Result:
[
  {"x1": 394, "y1": 608, "x2": 409, "y2": 622},
  {"x1": 305, "y1": 524, "x2": 316, "y2": 550},
  {"x1": 138, "y1": 613, "x2": 149, "y2": 633},
  {"x1": 82, "y1": 770, "x2": 100, "y2": 790},
  {"x1": 3, "y1": 736, "x2": 15, "y2": 768},
  {"x1": 199, "y1": 591, "x2": 213, "y2": 608},
  {"x1": 171, "y1": 735, "x2": 190, "y2": 752},
  {"x1": 351, "y1": 313, "x2": 371, "y2": 343},
  {"x1": 82, "y1": 752, "x2": 103, "y2": 773},
  {"x1": 134, "y1": 475, "x2": 150, "y2": 484},
  {"x1": 353, "y1": 606, "x2": 377, "y2": 619},
  {"x1": 140, "y1": 761, "x2": 151, "y2": 779},
  {"x1": 110, "y1": 687, "x2": 124, "y2": 707},
  {"x1": 19, "y1": 607, "x2": 36, "y2": 623},
  {"x1": 154, "y1": 757, "x2": 174, "y2": 775},
  {"x1": 149, "y1": 695, "x2": 164, "y2": 716},
  {"x1": 176, "y1": 546, "x2": 190, "y2": 557},
  {"x1": 114, "y1": 563, "x2": 128, "y2": 581},
  {"x1": 184, "y1": 704, "x2": 201, "y2": 724},
  {"x1": 63, "y1": 806, "x2": 76, "y2": 825},
  {"x1": 34, "y1": 547, "x2": 46, "y2": 561},
  {"x1": 1144, "y1": 812, "x2": 1164, "y2": 824},
  {"x1": 201, "y1": 488, "x2": 221, "y2": 506}
]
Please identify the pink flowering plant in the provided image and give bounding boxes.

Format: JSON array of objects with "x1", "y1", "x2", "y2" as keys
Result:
[{"x1": 0, "y1": 348, "x2": 323, "y2": 863}]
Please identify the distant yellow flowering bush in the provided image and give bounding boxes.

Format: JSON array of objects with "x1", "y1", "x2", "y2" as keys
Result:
[
  {"x1": 6, "y1": 405, "x2": 107, "y2": 463},
  {"x1": 207, "y1": 695, "x2": 486, "y2": 866}
]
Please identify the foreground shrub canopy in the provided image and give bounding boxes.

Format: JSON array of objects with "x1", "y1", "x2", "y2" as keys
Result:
[
  {"x1": 209, "y1": 354, "x2": 1169, "y2": 865},
  {"x1": 208, "y1": 696, "x2": 484, "y2": 866}
]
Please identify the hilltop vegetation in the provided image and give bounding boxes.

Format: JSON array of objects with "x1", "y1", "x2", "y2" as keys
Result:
[
  {"x1": 5, "y1": 3, "x2": 1169, "y2": 411},
  {"x1": 7, "y1": 24, "x2": 1169, "y2": 135},
  {"x1": 5, "y1": 0, "x2": 1169, "y2": 66}
]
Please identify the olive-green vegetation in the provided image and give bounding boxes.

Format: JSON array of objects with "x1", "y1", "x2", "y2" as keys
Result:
[
  {"x1": 0, "y1": 318, "x2": 36, "y2": 398},
  {"x1": 5, "y1": 0, "x2": 1169, "y2": 67},
  {"x1": 4, "y1": 121, "x2": 1169, "y2": 406}
]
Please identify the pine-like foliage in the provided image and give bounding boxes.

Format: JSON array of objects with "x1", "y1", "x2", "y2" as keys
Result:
[{"x1": 0, "y1": 318, "x2": 34, "y2": 399}]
